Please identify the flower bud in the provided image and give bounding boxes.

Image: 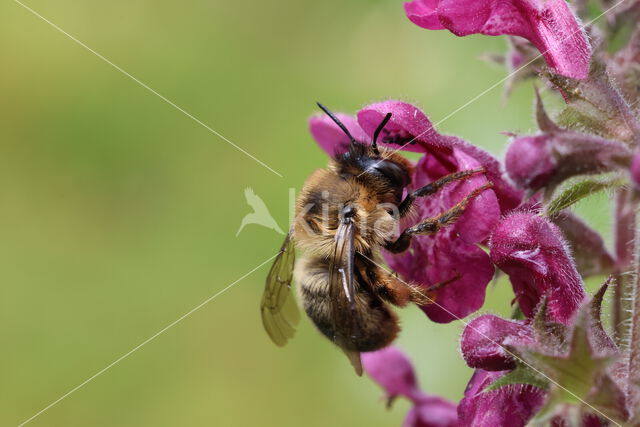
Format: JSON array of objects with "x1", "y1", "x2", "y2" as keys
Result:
[
  {"x1": 505, "y1": 129, "x2": 631, "y2": 192},
  {"x1": 461, "y1": 315, "x2": 533, "y2": 371},
  {"x1": 490, "y1": 213, "x2": 586, "y2": 324},
  {"x1": 505, "y1": 135, "x2": 556, "y2": 190},
  {"x1": 458, "y1": 370, "x2": 545, "y2": 426}
]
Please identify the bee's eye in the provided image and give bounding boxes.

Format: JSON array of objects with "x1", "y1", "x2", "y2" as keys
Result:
[
  {"x1": 371, "y1": 160, "x2": 410, "y2": 189},
  {"x1": 385, "y1": 207, "x2": 394, "y2": 215}
]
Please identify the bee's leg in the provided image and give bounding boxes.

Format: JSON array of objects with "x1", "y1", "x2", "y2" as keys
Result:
[
  {"x1": 398, "y1": 168, "x2": 486, "y2": 217},
  {"x1": 386, "y1": 182, "x2": 493, "y2": 253},
  {"x1": 370, "y1": 267, "x2": 434, "y2": 307}
]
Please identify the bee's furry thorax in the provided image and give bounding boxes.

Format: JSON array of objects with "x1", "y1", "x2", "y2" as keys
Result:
[{"x1": 293, "y1": 143, "x2": 414, "y2": 257}]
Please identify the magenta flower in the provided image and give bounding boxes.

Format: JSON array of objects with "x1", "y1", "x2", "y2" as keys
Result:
[
  {"x1": 404, "y1": 0, "x2": 592, "y2": 80},
  {"x1": 461, "y1": 314, "x2": 533, "y2": 371},
  {"x1": 309, "y1": 101, "x2": 522, "y2": 323},
  {"x1": 505, "y1": 134, "x2": 556, "y2": 190},
  {"x1": 458, "y1": 369, "x2": 545, "y2": 426},
  {"x1": 504, "y1": 129, "x2": 632, "y2": 192},
  {"x1": 362, "y1": 347, "x2": 458, "y2": 427},
  {"x1": 490, "y1": 212, "x2": 586, "y2": 324},
  {"x1": 309, "y1": 112, "x2": 369, "y2": 155}
]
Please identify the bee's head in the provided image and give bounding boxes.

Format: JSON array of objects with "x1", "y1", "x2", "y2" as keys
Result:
[{"x1": 316, "y1": 102, "x2": 413, "y2": 204}]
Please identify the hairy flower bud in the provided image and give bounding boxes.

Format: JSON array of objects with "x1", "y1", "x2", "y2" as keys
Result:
[
  {"x1": 490, "y1": 213, "x2": 586, "y2": 324},
  {"x1": 505, "y1": 135, "x2": 556, "y2": 190},
  {"x1": 504, "y1": 129, "x2": 631, "y2": 192},
  {"x1": 458, "y1": 370, "x2": 545, "y2": 426},
  {"x1": 461, "y1": 315, "x2": 533, "y2": 371}
]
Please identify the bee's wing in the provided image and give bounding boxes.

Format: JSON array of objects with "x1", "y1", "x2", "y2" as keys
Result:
[
  {"x1": 261, "y1": 231, "x2": 300, "y2": 346},
  {"x1": 328, "y1": 219, "x2": 364, "y2": 376}
]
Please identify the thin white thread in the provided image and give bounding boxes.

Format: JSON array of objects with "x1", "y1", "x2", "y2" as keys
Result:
[
  {"x1": 13, "y1": 0, "x2": 283, "y2": 178},
  {"x1": 17, "y1": 253, "x2": 280, "y2": 426}
]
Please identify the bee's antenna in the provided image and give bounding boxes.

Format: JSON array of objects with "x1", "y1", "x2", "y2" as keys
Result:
[
  {"x1": 316, "y1": 102, "x2": 356, "y2": 146},
  {"x1": 372, "y1": 113, "x2": 392, "y2": 156}
]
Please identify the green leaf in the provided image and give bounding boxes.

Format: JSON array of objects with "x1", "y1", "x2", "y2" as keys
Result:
[
  {"x1": 545, "y1": 177, "x2": 625, "y2": 216},
  {"x1": 484, "y1": 365, "x2": 549, "y2": 392},
  {"x1": 531, "y1": 297, "x2": 567, "y2": 350},
  {"x1": 543, "y1": 60, "x2": 640, "y2": 145}
]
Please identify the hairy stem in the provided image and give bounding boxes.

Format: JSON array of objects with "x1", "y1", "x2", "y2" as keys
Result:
[
  {"x1": 613, "y1": 188, "x2": 637, "y2": 344},
  {"x1": 627, "y1": 209, "x2": 640, "y2": 413}
]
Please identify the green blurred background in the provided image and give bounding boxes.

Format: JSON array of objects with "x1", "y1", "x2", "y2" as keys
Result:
[{"x1": 0, "y1": 1, "x2": 612, "y2": 426}]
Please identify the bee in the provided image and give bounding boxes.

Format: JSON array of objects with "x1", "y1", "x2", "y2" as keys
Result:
[{"x1": 261, "y1": 103, "x2": 491, "y2": 375}]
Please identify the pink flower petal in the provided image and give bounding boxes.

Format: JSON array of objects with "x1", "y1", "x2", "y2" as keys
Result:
[
  {"x1": 357, "y1": 101, "x2": 523, "y2": 212},
  {"x1": 414, "y1": 148, "x2": 500, "y2": 243},
  {"x1": 461, "y1": 315, "x2": 533, "y2": 371},
  {"x1": 357, "y1": 101, "x2": 447, "y2": 153},
  {"x1": 363, "y1": 347, "x2": 457, "y2": 427},
  {"x1": 490, "y1": 212, "x2": 587, "y2": 324},
  {"x1": 405, "y1": 0, "x2": 592, "y2": 79},
  {"x1": 505, "y1": 134, "x2": 556, "y2": 190},
  {"x1": 404, "y1": 0, "x2": 446, "y2": 30},
  {"x1": 458, "y1": 370, "x2": 546, "y2": 426},
  {"x1": 404, "y1": 396, "x2": 458, "y2": 427},
  {"x1": 384, "y1": 149, "x2": 499, "y2": 323},
  {"x1": 362, "y1": 347, "x2": 420, "y2": 401},
  {"x1": 308, "y1": 113, "x2": 369, "y2": 157}
]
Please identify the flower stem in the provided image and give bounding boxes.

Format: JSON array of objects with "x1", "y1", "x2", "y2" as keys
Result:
[
  {"x1": 613, "y1": 188, "x2": 637, "y2": 344},
  {"x1": 626, "y1": 195, "x2": 640, "y2": 412}
]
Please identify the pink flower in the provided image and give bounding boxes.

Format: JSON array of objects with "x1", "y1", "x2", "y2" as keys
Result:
[
  {"x1": 309, "y1": 101, "x2": 522, "y2": 323},
  {"x1": 490, "y1": 212, "x2": 587, "y2": 324},
  {"x1": 458, "y1": 369, "x2": 545, "y2": 426},
  {"x1": 309, "y1": 113, "x2": 369, "y2": 156},
  {"x1": 460, "y1": 314, "x2": 533, "y2": 371},
  {"x1": 504, "y1": 130, "x2": 632, "y2": 192},
  {"x1": 505, "y1": 134, "x2": 556, "y2": 190},
  {"x1": 404, "y1": 0, "x2": 592, "y2": 80},
  {"x1": 362, "y1": 347, "x2": 458, "y2": 427}
]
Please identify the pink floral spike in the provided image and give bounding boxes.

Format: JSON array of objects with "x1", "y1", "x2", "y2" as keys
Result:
[
  {"x1": 362, "y1": 347, "x2": 458, "y2": 427},
  {"x1": 404, "y1": 0, "x2": 592, "y2": 80},
  {"x1": 490, "y1": 212, "x2": 587, "y2": 324}
]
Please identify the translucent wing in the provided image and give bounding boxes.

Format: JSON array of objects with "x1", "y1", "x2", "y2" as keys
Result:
[
  {"x1": 328, "y1": 219, "x2": 363, "y2": 376},
  {"x1": 261, "y1": 232, "x2": 300, "y2": 346}
]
